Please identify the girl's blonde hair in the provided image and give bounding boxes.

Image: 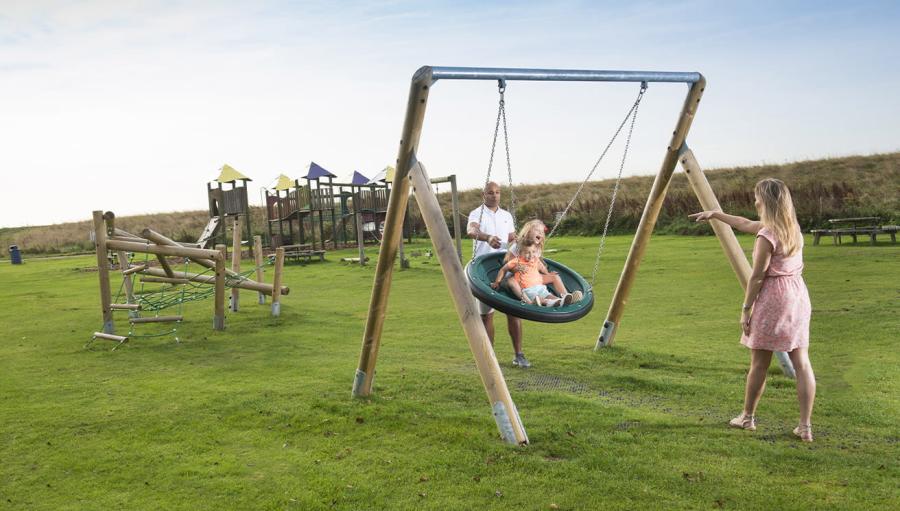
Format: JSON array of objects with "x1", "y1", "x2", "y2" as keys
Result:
[
  {"x1": 755, "y1": 178, "x2": 801, "y2": 256},
  {"x1": 516, "y1": 219, "x2": 546, "y2": 247}
]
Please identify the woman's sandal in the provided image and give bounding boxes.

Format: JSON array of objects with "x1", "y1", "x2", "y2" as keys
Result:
[
  {"x1": 793, "y1": 423, "x2": 813, "y2": 442},
  {"x1": 728, "y1": 414, "x2": 756, "y2": 431}
]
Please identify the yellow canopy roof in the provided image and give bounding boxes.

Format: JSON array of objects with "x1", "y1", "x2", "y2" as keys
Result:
[
  {"x1": 215, "y1": 164, "x2": 251, "y2": 183},
  {"x1": 384, "y1": 165, "x2": 395, "y2": 182},
  {"x1": 273, "y1": 174, "x2": 294, "y2": 191}
]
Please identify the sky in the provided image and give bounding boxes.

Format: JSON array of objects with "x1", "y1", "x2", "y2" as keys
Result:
[{"x1": 1, "y1": 0, "x2": 898, "y2": 228}]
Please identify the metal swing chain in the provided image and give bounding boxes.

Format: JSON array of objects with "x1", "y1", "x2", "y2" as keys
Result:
[
  {"x1": 547, "y1": 83, "x2": 648, "y2": 240},
  {"x1": 589, "y1": 82, "x2": 647, "y2": 288},
  {"x1": 499, "y1": 85, "x2": 517, "y2": 229},
  {"x1": 474, "y1": 79, "x2": 513, "y2": 260}
]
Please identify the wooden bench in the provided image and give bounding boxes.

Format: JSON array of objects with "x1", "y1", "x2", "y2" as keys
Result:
[
  {"x1": 270, "y1": 244, "x2": 326, "y2": 265},
  {"x1": 811, "y1": 217, "x2": 897, "y2": 245}
]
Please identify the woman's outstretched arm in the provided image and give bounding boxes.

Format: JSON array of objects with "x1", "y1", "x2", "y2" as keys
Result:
[{"x1": 689, "y1": 210, "x2": 762, "y2": 234}]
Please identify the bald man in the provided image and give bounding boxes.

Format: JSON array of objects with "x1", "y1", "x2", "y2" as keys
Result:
[{"x1": 467, "y1": 181, "x2": 528, "y2": 368}]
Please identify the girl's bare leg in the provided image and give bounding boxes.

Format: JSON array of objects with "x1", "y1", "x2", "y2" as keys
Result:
[
  {"x1": 743, "y1": 349, "x2": 773, "y2": 417},
  {"x1": 506, "y1": 278, "x2": 524, "y2": 301},
  {"x1": 541, "y1": 273, "x2": 569, "y2": 297},
  {"x1": 788, "y1": 348, "x2": 816, "y2": 427}
]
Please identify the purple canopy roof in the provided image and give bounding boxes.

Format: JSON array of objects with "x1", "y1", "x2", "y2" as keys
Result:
[
  {"x1": 350, "y1": 171, "x2": 370, "y2": 185},
  {"x1": 305, "y1": 161, "x2": 336, "y2": 180}
]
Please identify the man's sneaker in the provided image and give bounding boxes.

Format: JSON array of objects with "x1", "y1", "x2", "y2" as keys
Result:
[
  {"x1": 512, "y1": 353, "x2": 531, "y2": 368},
  {"x1": 571, "y1": 290, "x2": 584, "y2": 302}
]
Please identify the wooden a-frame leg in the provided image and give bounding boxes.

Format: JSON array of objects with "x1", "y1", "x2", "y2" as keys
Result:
[
  {"x1": 410, "y1": 161, "x2": 528, "y2": 445},
  {"x1": 679, "y1": 147, "x2": 796, "y2": 378},
  {"x1": 597, "y1": 77, "x2": 706, "y2": 349}
]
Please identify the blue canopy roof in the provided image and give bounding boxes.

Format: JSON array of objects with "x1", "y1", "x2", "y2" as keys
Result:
[
  {"x1": 305, "y1": 161, "x2": 336, "y2": 180},
  {"x1": 350, "y1": 171, "x2": 370, "y2": 185}
]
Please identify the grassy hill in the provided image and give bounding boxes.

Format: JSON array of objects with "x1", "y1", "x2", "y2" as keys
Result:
[
  {"x1": 413, "y1": 151, "x2": 899, "y2": 237},
  {"x1": 2, "y1": 152, "x2": 897, "y2": 258}
]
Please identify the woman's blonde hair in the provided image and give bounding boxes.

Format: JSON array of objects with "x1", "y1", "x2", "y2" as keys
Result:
[
  {"x1": 755, "y1": 178, "x2": 801, "y2": 256},
  {"x1": 516, "y1": 219, "x2": 546, "y2": 247}
]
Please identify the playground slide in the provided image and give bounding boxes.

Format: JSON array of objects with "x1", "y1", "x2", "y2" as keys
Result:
[{"x1": 195, "y1": 217, "x2": 221, "y2": 248}]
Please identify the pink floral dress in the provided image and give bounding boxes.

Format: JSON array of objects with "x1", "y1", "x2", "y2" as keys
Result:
[{"x1": 740, "y1": 226, "x2": 811, "y2": 352}]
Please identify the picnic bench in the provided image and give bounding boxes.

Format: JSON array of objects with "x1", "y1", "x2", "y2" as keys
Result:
[
  {"x1": 811, "y1": 217, "x2": 898, "y2": 245},
  {"x1": 270, "y1": 243, "x2": 326, "y2": 264}
]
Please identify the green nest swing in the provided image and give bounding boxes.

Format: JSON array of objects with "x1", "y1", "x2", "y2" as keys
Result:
[{"x1": 466, "y1": 251, "x2": 594, "y2": 323}]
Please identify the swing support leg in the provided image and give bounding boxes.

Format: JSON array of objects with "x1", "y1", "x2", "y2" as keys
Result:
[
  {"x1": 679, "y1": 147, "x2": 795, "y2": 378},
  {"x1": 93, "y1": 210, "x2": 114, "y2": 334},
  {"x1": 352, "y1": 69, "x2": 432, "y2": 398},
  {"x1": 410, "y1": 160, "x2": 528, "y2": 445},
  {"x1": 214, "y1": 244, "x2": 226, "y2": 330},
  {"x1": 597, "y1": 77, "x2": 706, "y2": 349}
]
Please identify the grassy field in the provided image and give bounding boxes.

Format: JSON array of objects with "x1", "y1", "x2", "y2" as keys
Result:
[{"x1": 0, "y1": 234, "x2": 897, "y2": 510}]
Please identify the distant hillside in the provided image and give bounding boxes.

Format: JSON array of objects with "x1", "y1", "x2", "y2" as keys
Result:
[
  {"x1": 0, "y1": 208, "x2": 270, "y2": 259},
  {"x1": 2, "y1": 153, "x2": 897, "y2": 258},
  {"x1": 414, "y1": 152, "x2": 899, "y2": 237}
]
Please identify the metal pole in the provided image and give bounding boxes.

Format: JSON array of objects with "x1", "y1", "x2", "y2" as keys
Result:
[
  {"x1": 597, "y1": 76, "x2": 706, "y2": 349},
  {"x1": 429, "y1": 66, "x2": 701, "y2": 84},
  {"x1": 352, "y1": 67, "x2": 433, "y2": 398}
]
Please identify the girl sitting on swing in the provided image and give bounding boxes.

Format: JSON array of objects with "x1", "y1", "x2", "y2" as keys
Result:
[{"x1": 491, "y1": 219, "x2": 583, "y2": 306}]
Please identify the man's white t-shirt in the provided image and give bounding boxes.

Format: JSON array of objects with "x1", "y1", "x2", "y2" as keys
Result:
[{"x1": 468, "y1": 205, "x2": 516, "y2": 257}]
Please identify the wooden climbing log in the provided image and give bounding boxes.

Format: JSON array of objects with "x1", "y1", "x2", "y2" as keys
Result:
[
  {"x1": 122, "y1": 264, "x2": 147, "y2": 275},
  {"x1": 254, "y1": 235, "x2": 265, "y2": 305},
  {"x1": 129, "y1": 315, "x2": 183, "y2": 324},
  {"x1": 142, "y1": 228, "x2": 240, "y2": 277},
  {"x1": 110, "y1": 303, "x2": 142, "y2": 311},
  {"x1": 106, "y1": 239, "x2": 222, "y2": 261},
  {"x1": 214, "y1": 245, "x2": 226, "y2": 330},
  {"x1": 114, "y1": 227, "x2": 144, "y2": 239},
  {"x1": 93, "y1": 210, "x2": 114, "y2": 334},
  {"x1": 140, "y1": 268, "x2": 288, "y2": 295},
  {"x1": 92, "y1": 332, "x2": 128, "y2": 342},
  {"x1": 271, "y1": 247, "x2": 284, "y2": 316},
  {"x1": 109, "y1": 235, "x2": 150, "y2": 243},
  {"x1": 140, "y1": 276, "x2": 191, "y2": 285},
  {"x1": 156, "y1": 255, "x2": 175, "y2": 277},
  {"x1": 117, "y1": 249, "x2": 136, "y2": 305}
]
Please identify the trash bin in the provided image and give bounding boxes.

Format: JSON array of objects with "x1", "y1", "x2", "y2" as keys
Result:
[{"x1": 9, "y1": 245, "x2": 22, "y2": 264}]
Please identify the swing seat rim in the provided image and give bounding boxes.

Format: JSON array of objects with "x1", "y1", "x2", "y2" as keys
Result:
[{"x1": 465, "y1": 251, "x2": 594, "y2": 324}]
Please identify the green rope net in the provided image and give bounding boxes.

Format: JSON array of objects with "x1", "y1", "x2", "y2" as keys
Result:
[{"x1": 108, "y1": 251, "x2": 271, "y2": 341}]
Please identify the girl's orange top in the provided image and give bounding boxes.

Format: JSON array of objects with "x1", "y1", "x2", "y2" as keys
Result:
[{"x1": 504, "y1": 255, "x2": 543, "y2": 289}]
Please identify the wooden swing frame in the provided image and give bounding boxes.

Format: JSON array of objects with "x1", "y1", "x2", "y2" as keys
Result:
[{"x1": 351, "y1": 66, "x2": 790, "y2": 445}]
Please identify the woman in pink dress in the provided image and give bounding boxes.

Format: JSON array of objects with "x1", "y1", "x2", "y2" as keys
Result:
[{"x1": 690, "y1": 178, "x2": 816, "y2": 442}]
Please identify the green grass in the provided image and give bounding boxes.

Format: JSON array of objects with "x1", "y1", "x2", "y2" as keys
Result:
[{"x1": 1, "y1": 235, "x2": 897, "y2": 510}]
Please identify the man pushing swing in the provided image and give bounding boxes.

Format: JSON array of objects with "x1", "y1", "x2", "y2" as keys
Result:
[{"x1": 467, "y1": 181, "x2": 529, "y2": 368}]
